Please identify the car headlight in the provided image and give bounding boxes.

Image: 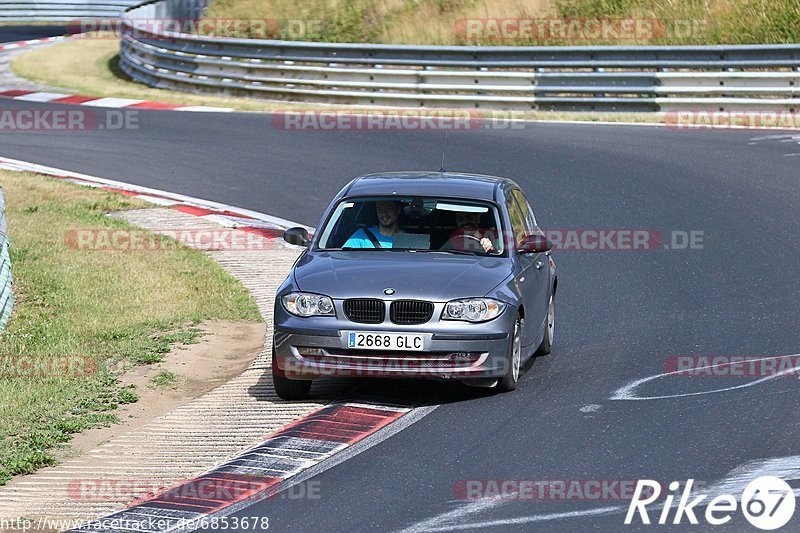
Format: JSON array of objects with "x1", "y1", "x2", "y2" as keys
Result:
[
  {"x1": 282, "y1": 292, "x2": 335, "y2": 317},
  {"x1": 442, "y1": 298, "x2": 506, "y2": 322}
]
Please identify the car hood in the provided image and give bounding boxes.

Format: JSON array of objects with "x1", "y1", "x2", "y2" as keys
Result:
[{"x1": 293, "y1": 251, "x2": 513, "y2": 301}]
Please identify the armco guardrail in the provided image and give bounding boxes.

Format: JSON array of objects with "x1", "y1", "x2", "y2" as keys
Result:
[
  {"x1": 0, "y1": 187, "x2": 13, "y2": 334},
  {"x1": 119, "y1": 0, "x2": 800, "y2": 112},
  {"x1": 0, "y1": 0, "x2": 141, "y2": 22}
]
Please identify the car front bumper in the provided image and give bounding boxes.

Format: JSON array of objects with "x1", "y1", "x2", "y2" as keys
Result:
[{"x1": 273, "y1": 313, "x2": 515, "y2": 381}]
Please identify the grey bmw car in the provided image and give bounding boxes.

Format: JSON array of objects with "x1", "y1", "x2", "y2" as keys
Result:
[{"x1": 272, "y1": 172, "x2": 557, "y2": 400}]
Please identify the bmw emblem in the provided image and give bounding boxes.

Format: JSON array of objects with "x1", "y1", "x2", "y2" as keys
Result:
[{"x1": 384, "y1": 288, "x2": 395, "y2": 295}]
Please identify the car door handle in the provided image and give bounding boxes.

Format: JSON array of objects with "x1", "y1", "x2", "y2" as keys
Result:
[{"x1": 535, "y1": 260, "x2": 544, "y2": 270}]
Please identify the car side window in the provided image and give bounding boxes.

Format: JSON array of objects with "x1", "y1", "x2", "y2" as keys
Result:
[
  {"x1": 506, "y1": 194, "x2": 526, "y2": 248},
  {"x1": 512, "y1": 189, "x2": 537, "y2": 232}
]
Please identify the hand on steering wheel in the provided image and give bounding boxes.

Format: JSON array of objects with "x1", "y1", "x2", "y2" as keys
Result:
[{"x1": 443, "y1": 234, "x2": 494, "y2": 253}]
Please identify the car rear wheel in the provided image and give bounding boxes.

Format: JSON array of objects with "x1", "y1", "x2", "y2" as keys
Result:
[
  {"x1": 272, "y1": 349, "x2": 312, "y2": 400},
  {"x1": 497, "y1": 315, "x2": 522, "y2": 392},
  {"x1": 534, "y1": 295, "x2": 555, "y2": 356}
]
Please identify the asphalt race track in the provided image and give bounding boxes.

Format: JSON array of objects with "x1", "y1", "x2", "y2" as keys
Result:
[
  {"x1": 0, "y1": 25, "x2": 69, "y2": 43},
  {"x1": 1, "y1": 100, "x2": 799, "y2": 530}
]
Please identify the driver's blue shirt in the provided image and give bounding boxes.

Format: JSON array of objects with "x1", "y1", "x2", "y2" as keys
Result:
[{"x1": 344, "y1": 226, "x2": 393, "y2": 248}]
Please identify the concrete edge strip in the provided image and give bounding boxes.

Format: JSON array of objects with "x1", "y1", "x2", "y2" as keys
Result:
[{"x1": 65, "y1": 402, "x2": 413, "y2": 532}]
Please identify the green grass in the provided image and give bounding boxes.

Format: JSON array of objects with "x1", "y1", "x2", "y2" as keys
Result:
[
  {"x1": 0, "y1": 171, "x2": 261, "y2": 485},
  {"x1": 151, "y1": 370, "x2": 178, "y2": 388},
  {"x1": 555, "y1": 0, "x2": 800, "y2": 45}
]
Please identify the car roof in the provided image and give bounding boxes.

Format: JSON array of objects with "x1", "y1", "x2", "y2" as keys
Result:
[{"x1": 343, "y1": 171, "x2": 519, "y2": 202}]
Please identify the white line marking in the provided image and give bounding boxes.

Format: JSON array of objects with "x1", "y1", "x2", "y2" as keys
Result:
[
  {"x1": 397, "y1": 497, "x2": 514, "y2": 533},
  {"x1": 342, "y1": 401, "x2": 411, "y2": 412},
  {"x1": 703, "y1": 455, "x2": 800, "y2": 497},
  {"x1": 749, "y1": 134, "x2": 795, "y2": 141},
  {"x1": 610, "y1": 353, "x2": 800, "y2": 401},
  {"x1": 175, "y1": 106, "x2": 234, "y2": 113},
  {"x1": 418, "y1": 505, "x2": 624, "y2": 531},
  {"x1": 0, "y1": 155, "x2": 313, "y2": 231}
]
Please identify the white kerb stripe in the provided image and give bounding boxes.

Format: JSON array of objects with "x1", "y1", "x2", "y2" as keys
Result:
[
  {"x1": 201, "y1": 214, "x2": 240, "y2": 227},
  {"x1": 82, "y1": 97, "x2": 146, "y2": 108},
  {"x1": 13, "y1": 92, "x2": 69, "y2": 103},
  {"x1": 134, "y1": 195, "x2": 180, "y2": 206}
]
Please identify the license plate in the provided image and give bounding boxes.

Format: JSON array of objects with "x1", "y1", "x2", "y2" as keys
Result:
[{"x1": 347, "y1": 332, "x2": 425, "y2": 351}]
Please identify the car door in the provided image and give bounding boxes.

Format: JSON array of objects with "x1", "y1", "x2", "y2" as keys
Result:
[
  {"x1": 510, "y1": 189, "x2": 550, "y2": 348},
  {"x1": 506, "y1": 191, "x2": 537, "y2": 347}
]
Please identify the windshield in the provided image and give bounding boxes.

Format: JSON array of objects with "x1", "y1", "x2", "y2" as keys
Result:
[{"x1": 316, "y1": 196, "x2": 505, "y2": 255}]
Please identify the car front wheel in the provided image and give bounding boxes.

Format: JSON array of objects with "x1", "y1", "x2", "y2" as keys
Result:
[
  {"x1": 497, "y1": 315, "x2": 522, "y2": 392},
  {"x1": 272, "y1": 349, "x2": 312, "y2": 400},
  {"x1": 535, "y1": 295, "x2": 555, "y2": 356}
]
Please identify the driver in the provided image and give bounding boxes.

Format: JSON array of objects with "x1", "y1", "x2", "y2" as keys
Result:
[
  {"x1": 442, "y1": 211, "x2": 497, "y2": 253},
  {"x1": 343, "y1": 201, "x2": 403, "y2": 248}
]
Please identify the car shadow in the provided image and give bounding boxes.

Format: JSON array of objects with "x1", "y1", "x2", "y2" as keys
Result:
[{"x1": 246, "y1": 364, "x2": 540, "y2": 407}]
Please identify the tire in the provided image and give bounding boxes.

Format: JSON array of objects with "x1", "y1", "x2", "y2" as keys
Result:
[
  {"x1": 534, "y1": 295, "x2": 555, "y2": 356},
  {"x1": 497, "y1": 315, "x2": 522, "y2": 392},
  {"x1": 272, "y1": 349, "x2": 311, "y2": 400}
]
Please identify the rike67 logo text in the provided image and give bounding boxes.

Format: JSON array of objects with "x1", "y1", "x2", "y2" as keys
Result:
[{"x1": 626, "y1": 477, "x2": 795, "y2": 530}]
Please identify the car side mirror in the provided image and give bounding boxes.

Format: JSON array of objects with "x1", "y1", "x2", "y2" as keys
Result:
[
  {"x1": 283, "y1": 227, "x2": 310, "y2": 247},
  {"x1": 517, "y1": 233, "x2": 551, "y2": 254}
]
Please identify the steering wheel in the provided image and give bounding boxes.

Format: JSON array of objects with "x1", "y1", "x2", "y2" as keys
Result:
[{"x1": 443, "y1": 234, "x2": 484, "y2": 251}]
